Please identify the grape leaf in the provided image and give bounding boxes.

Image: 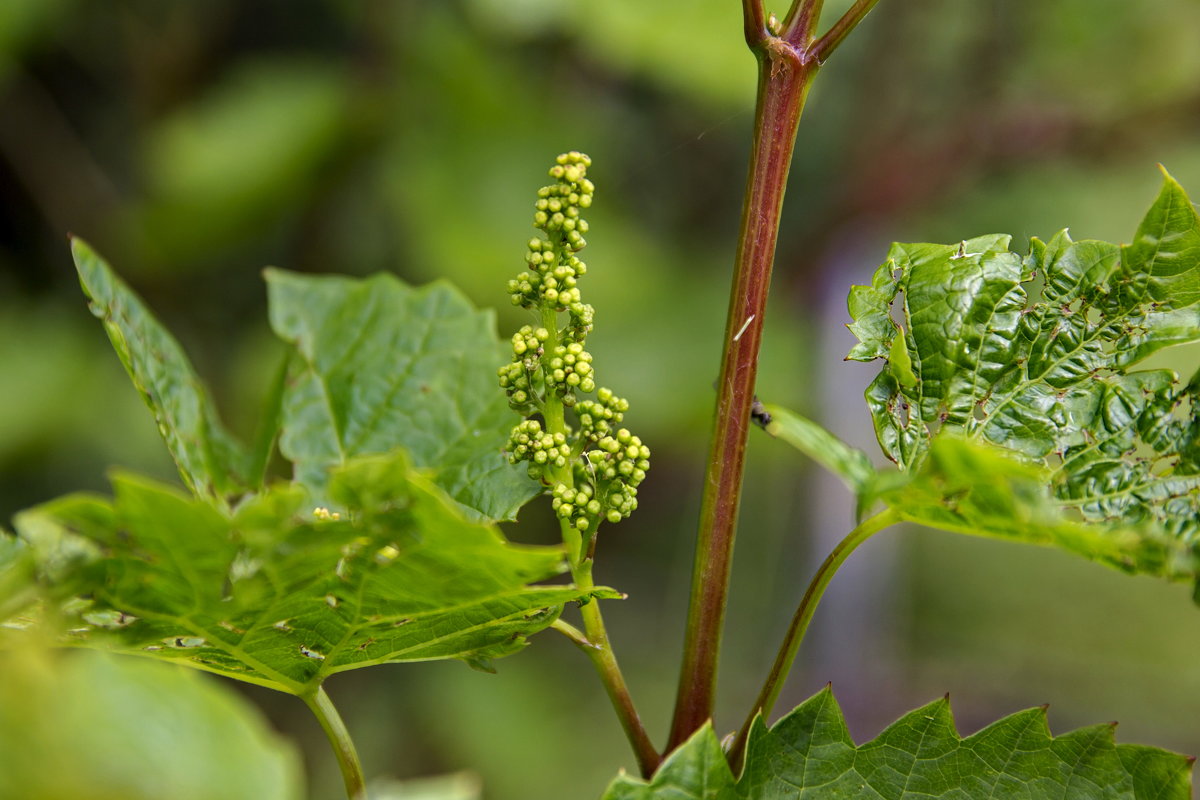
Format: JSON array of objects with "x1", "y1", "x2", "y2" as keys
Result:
[
  {"x1": 0, "y1": 648, "x2": 303, "y2": 800},
  {"x1": 845, "y1": 170, "x2": 1200, "y2": 579},
  {"x1": 10, "y1": 450, "x2": 588, "y2": 694},
  {"x1": 266, "y1": 269, "x2": 541, "y2": 522},
  {"x1": 71, "y1": 237, "x2": 252, "y2": 502},
  {"x1": 602, "y1": 688, "x2": 1192, "y2": 799}
]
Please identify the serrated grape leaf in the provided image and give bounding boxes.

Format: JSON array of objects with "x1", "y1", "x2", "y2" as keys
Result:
[
  {"x1": 602, "y1": 687, "x2": 1193, "y2": 799},
  {"x1": 71, "y1": 238, "x2": 252, "y2": 502},
  {"x1": 10, "y1": 450, "x2": 587, "y2": 694},
  {"x1": 265, "y1": 269, "x2": 540, "y2": 522},
  {"x1": 0, "y1": 648, "x2": 303, "y2": 800},
  {"x1": 845, "y1": 170, "x2": 1200, "y2": 580}
]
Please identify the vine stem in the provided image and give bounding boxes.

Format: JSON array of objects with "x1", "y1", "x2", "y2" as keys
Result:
[
  {"x1": 667, "y1": 0, "x2": 888, "y2": 755},
  {"x1": 666, "y1": 13, "x2": 819, "y2": 753},
  {"x1": 727, "y1": 508, "x2": 899, "y2": 766},
  {"x1": 302, "y1": 686, "x2": 368, "y2": 800}
]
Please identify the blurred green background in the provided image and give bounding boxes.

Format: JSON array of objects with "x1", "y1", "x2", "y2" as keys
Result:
[{"x1": 3, "y1": 1, "x2": 1200, "y2": 797}]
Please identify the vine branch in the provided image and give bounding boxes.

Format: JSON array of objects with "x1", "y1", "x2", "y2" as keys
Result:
[
  {"x1": 782, "y1": 0, "x2": 825, "y2": 46},
  {"x1": 727, "y1": 508, "x2": 899, "y2": 766},
  {"x1": 742, "y1": 0, "x2": 766, "y2": 45},
  {"x1": 811, "y1": 0, "x2": 884, "y2": 63}
]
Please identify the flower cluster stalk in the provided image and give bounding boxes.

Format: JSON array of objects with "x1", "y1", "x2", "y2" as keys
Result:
[{"x1": 499, "y1": 153, "x2": 659, "y2": 776}]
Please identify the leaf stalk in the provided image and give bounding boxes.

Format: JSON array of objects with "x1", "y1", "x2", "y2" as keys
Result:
[
  {"x1": 727, "y1": 508, "x2": 899, "y2": 766},
  {"x1": 302, "y1": 686, "x2": 368, "y2": 800}
]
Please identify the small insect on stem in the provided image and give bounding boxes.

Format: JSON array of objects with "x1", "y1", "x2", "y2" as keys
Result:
[{"x1": 750, "y1": 395, "x2": 772, "y2": 429}]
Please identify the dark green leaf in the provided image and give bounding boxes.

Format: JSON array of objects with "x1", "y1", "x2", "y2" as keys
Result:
[
  {"x1": 0, "y1": 648, "x2": 303, "y2": 800},
  {"x1": 71, "y1": 238, "x2": 251, "y2": 502},
  {"x1": 846, "y1": 171, "x2": 1200, "y2": 580},
  {"x1": 602, "y1": 688, "x2": 1192, "y2": 799},
  {"x1": 12, "y1": 450, "x2": 582, "y2": 694},
  {"x1": 266, "y1": 269, "x2": 540, "y2": 521}
]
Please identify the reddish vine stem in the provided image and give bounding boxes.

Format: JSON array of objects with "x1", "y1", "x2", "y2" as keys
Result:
[
  {"x1": 666, "y1": 0, "x2": 887, "y2": 756},
  {"x1": 741, "y1": 0, "x2": 766, "y2": 44},
  {"x1": 666, "y1": 13, "x2": 819, "y2": 751},
  {"x1": 782, "y1": 0, "x2": 824, "y2": 45}
]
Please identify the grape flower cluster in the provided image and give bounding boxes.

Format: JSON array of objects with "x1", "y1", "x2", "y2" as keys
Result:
[{"x1": 498, "y1": 153, "x2": 648, "y2": 537}]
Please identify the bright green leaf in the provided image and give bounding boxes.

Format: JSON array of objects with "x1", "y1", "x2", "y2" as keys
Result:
[
  {"x1": 11, "y1": 450, "x2": 582, "y2": 694},
  {"x1": 602, "y1": 688, "x2": 1192, "y2": 799},
  {"x1": 266, "y1": 269, "x2": 540, "y2": 521},
  {"x1": 71, "y1": 238, "x2": 252, "y2": 502},
  {"x1": 847, "y1": 171, "x2": 1200, "y2": 581},
  {"x1": 0, "y1": 648, "x2": 303, "y2": 800}
]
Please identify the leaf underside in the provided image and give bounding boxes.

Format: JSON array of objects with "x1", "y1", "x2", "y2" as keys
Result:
[
  {"x1": 266, "y1": 269, "x2": 541, "y2": 522},
  {"x1": 846, "y1": 171, "x2": 1200, "y2": 581},
  {"x1": 603, "y1": 687, "x2": 1192, "y2": 800},
  {"x1": 12, "y1": 450, "x2": 579, "y2": 694},
  {"x1": 41, "y1": 245, "x2": 567, "y2": 689}
]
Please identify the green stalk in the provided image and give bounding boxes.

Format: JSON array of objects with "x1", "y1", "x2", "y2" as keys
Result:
[
  {"x1": 666, "y1": 2, "x2": 819, "y2": 752},
  {"x1": 302, "y1": 687, "x2": 368, "y2": 800},
  {"x1": 727, "y1": 508, "x2": 899, "y2": 766},
  {"x1": 553, "y1": 552, "x2": 662, "y2": 777}
]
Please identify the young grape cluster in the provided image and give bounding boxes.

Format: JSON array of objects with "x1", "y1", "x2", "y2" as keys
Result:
[{"x1": 498, "y1": 153, "x2": 648, "y2": 537}]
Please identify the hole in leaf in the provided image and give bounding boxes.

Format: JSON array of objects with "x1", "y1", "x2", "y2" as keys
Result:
[
  {"x1": 167, "y1": 636, "x2": 206, "y2": 648},
  {"x1": 299, "y1": 645, "x2": 326, "y2": 661}
]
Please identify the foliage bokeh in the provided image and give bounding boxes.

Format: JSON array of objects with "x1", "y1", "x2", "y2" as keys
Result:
[{"x1": 3, "y1": 1, "x2": 1200, "y2": 797}]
